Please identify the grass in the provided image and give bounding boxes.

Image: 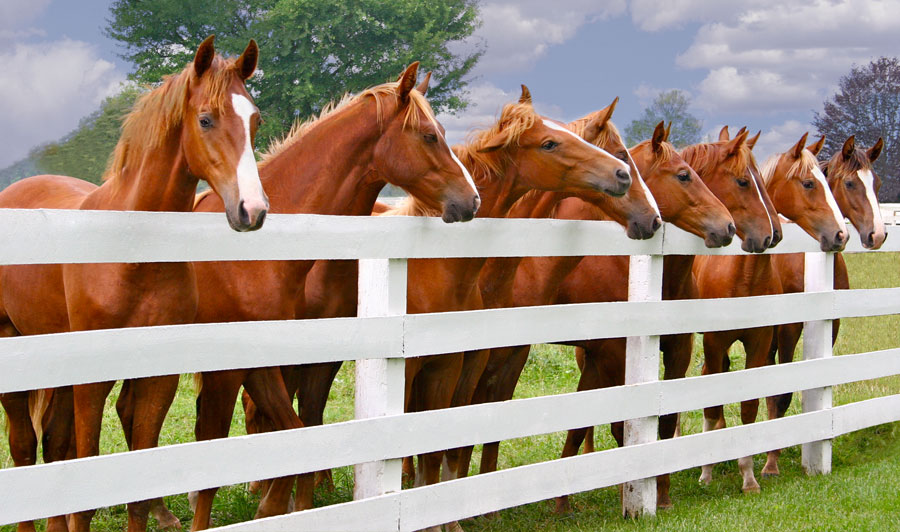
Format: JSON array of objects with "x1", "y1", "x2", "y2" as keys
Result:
[{"x1": 1, "y1": 252, "x2": 897, "y2": 531}]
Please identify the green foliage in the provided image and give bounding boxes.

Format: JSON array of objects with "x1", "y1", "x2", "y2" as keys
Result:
[
  {"x1": 813, "y1": 57, "x2": 900, "y2": 202},
  {"x1": 625, "y1": 89, "x2": 703, "y2": 148},
  {"x1": 32, "y1": 86, "x2": 142, "y2": 185},
  {"x1": 105, "y1": 0, "x2": 483, "y2": 146}
]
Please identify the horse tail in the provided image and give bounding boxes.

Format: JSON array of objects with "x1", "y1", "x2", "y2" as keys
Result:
[
  {"x1": 193, "y1": 373, "x2": 203, "y2": 394},
  {"x1": 28, "y1": 389, "x2": 52, "y2": 442}
]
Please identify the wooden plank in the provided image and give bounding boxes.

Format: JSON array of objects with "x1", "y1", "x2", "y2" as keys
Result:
[
  {"x1": 0, "y1": 210, "x2": 893, "y2": 265},
  {"x1": 833, "y1": 395, "x2": 900, "y2": 436},
  {"x1": 354, "y1": 258, "x2": 406, "y2": 499},
  {"x1": 622, "y1": 255, "x2": 662, "y2": 517},
  {"x1": 4, "y1": 350, "x2": 899, "y2": 524},
  {"x1": 0, "y1": 316, "x2": 402, "y2": 393},
  {"x1": 0, "y1": 288, "x2": 895, "y2": 393},
  {"x1": 801, "y1": 252, "x2": 834, "y2": 475}
]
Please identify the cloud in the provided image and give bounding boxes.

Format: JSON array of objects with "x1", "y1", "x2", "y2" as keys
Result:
[
  {"x1": 671, "y1": 1, "x2": 900, "y2": 114},
  {"x1": 629, "y1": 0, "x2": 764, "y2": 31},
  {"x1": 0, "y1": 39, "x2": 125, "y2": 168},
  {"x1": 0, "y1": 0, "x2": 51, "y2": 30},
  {"x1": 469, "y1": 1, "x2": 626, "y2": 75},
  {"x1": 437, "y1": 82, "x2": 565, "y2": 146}
]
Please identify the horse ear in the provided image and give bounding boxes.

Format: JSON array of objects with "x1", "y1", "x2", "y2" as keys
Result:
[
  {"x1": 718, "y1": 125, "x2": 730, "y2": 141},
  {"x1": 234, "y1": 39, "x2": 258, "y2": 81},
  {"x1": 519, "y1": 84, "x2": 532, "y2": 105},
  {"x1": 664, "y1": 122, "x2": 672, "y2": 142},
  {"x1": 806, "y1": 134, "x2": 825, "y2": 156},
  {"x1": 194, "y1": 35, "x2": 216, "y2": 78},
  {"x1": 868, "y1": 137, "x2": 884, "y2": 162},
  {"x1": 477, "y1": 128, "x2": 511, "y2": 153},
  {"x1": 747, "y1": 130, "x2": 761, "y2": 151},
  {"x1": 396, "y1": 61, "x2": 420, "y2": 101},
  {"x1": 582, "y1": 96, "x2": 618, "y2": 142},
  {"x1": 415, "y1": 71, "x2": 432, "y2": 96},
  {"x1": 736, "y1": 126, "x2": 748, "y2": 137},
  {"x1": 651, "y1": 121, "x2": 666, "y2": 153},
  {"x1": 791, "y1": 132, "x2": 810, "y2": 159},
  {"x1": 726, "y1": 128, "x2": 749, "y2": 156},
  {"x1": 599, "y1": 96, "x2": 619, "y2": 125},
  {"x1": 842, "y1": 135, "x2": 856, "y2": 160}
]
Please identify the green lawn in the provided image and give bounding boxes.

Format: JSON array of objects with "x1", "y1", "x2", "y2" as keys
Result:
[{"x1": 1, "y1": 252, "x2": 898, "y2": 531}]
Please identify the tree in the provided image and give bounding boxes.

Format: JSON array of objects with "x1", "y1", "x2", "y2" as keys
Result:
[
  {"x1": 0, "y1": 86, "x2": 142, "y2": 189},
  {"x1": 105, "y1": 0, "x2": 482, "y2": 145},
  {"x1": 625, "y1": 90, "x2": 702, "y2": 148},
  {"x1": 813, "y1": 57, "x2": 900, "y2": 202}
]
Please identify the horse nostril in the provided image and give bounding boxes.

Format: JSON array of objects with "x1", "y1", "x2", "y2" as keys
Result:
[
  {"x1": 763, "y1": 236, "x2": 771, "y2": 248},
  {"x1": 866, "y1": 231, "x2": 876, "y2": 246},
  {"x1": 727, "y1": 223, "x2": 736, "y2": 238},
  {"x1": 238, "y1": 199, "x2": 251, "y2": 227},
  {"x1": 616, "y1": 169, "x2": 631, "y2": 183},
  {"x1": 651, "y1": 216, "x2": 662, "y2": 231},
  {"x1": 836, "y1": 230, "x2": 846, "y2": 243}
]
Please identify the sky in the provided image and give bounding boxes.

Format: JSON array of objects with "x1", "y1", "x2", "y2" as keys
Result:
[{"x1": 1, "y1": 0, "x2": 899, "y2": 169}]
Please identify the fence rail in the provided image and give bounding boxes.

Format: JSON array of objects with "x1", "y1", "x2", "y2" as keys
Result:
[{"x1": 0, "y1": 209, "x2": 897, "y2": 530}]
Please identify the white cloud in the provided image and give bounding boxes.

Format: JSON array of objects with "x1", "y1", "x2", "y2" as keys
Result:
[
  {"x1": 469, "y1": 1, "x2": 626, "y2": 75},
  {"x1": 0, "y1": 39, "x2": 125, "y2": 167},
  {"x1": 671, "y1": 0, "x2": 900, "y2": 114},
  {"x1": 437, "y1": 82, "x2": 565, "y2": 146},
  {"x1": 0, "y1": 0, "x2": 51, "y2": 30},
  {"x1": 629, "y1": 0, "x2": 766, "y2": 31}
]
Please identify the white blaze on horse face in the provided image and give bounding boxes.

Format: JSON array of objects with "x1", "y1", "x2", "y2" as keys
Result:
[
  {"x1": 541, "y1": 119, "x2": 630, "y2": 172},
  {"x1": 231, "y1": 93, "x2": 268, "y2": 211},
  {"x1": 444, "y1": 135, "x2": 479, "y2": 199},
  {"x1": 748, "y1": 165, "x2": 773, "y2": 236},
  {"x1": 857, "y1": 169, "x2": 886, "y2": 235},
  {"x1": 625, "y1": 152, "x2": 660, "y2": 218},
  {"x1": 812, "y1": 165, "x2": 846, "y2": 231}
]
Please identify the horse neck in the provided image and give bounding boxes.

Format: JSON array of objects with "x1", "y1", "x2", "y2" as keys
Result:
[
  {"x1": 91, "y1": 132, "x2": 198, "y2": 213},
  {"x1": 260, "y1": 100, "x2": 385, "y2": 216}
]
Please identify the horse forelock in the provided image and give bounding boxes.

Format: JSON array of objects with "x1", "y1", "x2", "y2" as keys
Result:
[
  {"x1": 762, "y1": 148, "x2": 819, "y2": 185},
  {"x1": 103, "y1": 54, "x2": 245, "y2": 183},
  {"x1": 259, "y1": 82, "x2": 437, "y2": 168},
  {"x1": 379, "y1": 196, "x2": 442, "y2": 217},
  {"x1": 634, "y1": 138, "x2": 679, "y2": 173},
  {"x1": 568, "y1": 112, "x2": 623, "y2": 150},
  {"x1": 681, "y1": 141, "x2": 752, "y2": 179},
  {"x1": 827, "y1": 145, "x2": 874, "y2": 178},
  {"x1": 454, "y1": 101, "x2": 539, "y2": 184}
]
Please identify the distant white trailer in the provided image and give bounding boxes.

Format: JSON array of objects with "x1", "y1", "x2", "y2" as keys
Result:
[{"x1": 882, "y1": 203, "x2": 900, "y2": 225}]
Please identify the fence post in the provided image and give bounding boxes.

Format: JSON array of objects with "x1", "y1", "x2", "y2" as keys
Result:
[
  {"x1": 801, "y1": 251, "x2": 834, "y2": 475},
  {"x1": 622, "y1": 254, "x2": 663, "y2": 518},
  {"x1": 354, "y1": 258, "x2": 407, "y2": 500}
]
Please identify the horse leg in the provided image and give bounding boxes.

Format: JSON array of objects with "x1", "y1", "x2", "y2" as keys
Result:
[
  {"x1": 244, "y1": 367, "x2": 304, "y2": 519},
  {"x1": 39, "y1": 387, "x2": 77, "y2": 532},
  {"x1": 117, "y1": 376, "x2": 179, "y2": 532},
  {"x1": 441, "y1": 349, "x2": 490, "y2": 484},
  {"x1": 68, "y1": 381, "x2": 115, "y2": 532},
  {"x1": 554, "y1": 347, "x2": 604, "y2": 514},
  {"x1": 698, "y1": 333, "x2": 730, "y2": 486},
  {"x1": 190, "y1": 371, "x2": 245, "y2": 531},
  {"x1": 292, "y1": 362, "x2": 340, "y2": 512},
  {"x1": 657, "y1": 333, "x2": 693, "y2": 509},
  {"x1": 1, "y1": 391, "x2": 38, "y2": 532},
  {"x1": 478, "y1": 344, "x2": 530, "y2": 478},
  {"x1": 737, "y1": 329, "x2": 772, "y2": 493}
]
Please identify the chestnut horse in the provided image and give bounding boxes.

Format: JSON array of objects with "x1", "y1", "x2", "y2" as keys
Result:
[
  {"x1": 763, "y1": 134, "x2": 887, "y2": 475},
  {"x1": 0, "y1": 36, "x2": 266, "y2": 532},
  {"x1": 461, "y1": 123, "x2": 751, "y2": 513},
  {"x1": 180, "y1": 63, "x2": 481, "y2": 530},
  {"x1": 693, "y1": 132, "x2": 847, "y2": 494}
]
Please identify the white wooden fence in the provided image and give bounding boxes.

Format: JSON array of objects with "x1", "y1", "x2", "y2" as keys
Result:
[{"x1": 0, "y1": 208, "x2": 898, "y2": 531}]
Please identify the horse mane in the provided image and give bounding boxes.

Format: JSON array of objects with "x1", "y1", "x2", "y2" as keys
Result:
[
  {"x1": 568, "y1": 113, "x2": 623, "y2": 150},
  {"x1": 379, "y1": 196, "x2": 442, "y2": 217},
  {"x1": 259, "y1": 82, "x2": 439, "y2": 167},
  {"x1": 761, "y1": 148, "x2": 819, "y2": 185},
  {"x1": 633, "y1": 138, "x2": 679, "y2": 173},
  {"x1": 680, "y1": 141, "x2": 753, "y2": 179},
  {"x1": 103, "y1": 55, "x2": 244, "y2": 183},
  {"x1": 826, "y1": 146, "x2": 875, "y2": 177}
]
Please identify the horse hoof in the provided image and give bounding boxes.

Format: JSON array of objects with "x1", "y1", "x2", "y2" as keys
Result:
[
  {"x1": 155, "y1": 512, "x2": 182, "y2": 531},
  {"x1": 657, "y1": 500, "x2": 673, "y2": 510},
  {"x1": 742, "y1": 485, "x2": 761, "y2": 494},
  {"x1": 482, "y1": 511, "x2": 500, "y2": 520},
  {"x1": 445, "y1": 521, "x2": 466, "y2": 532},
  {"x1": 553, "y1": 499, "x2": 572, "y2": 515}
]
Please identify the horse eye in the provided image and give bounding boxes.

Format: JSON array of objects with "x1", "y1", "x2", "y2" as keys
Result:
[
  {"x1": 802, "y1": 180, "x2": 815, "y2": 190},
  {"x1": 736, "y1": 178, "x2": 750, "y2": 188},
  {"x1": 617, "y1": 151, "x2": 628, "y2": 162},
  {"x1": 677, "y1": 172, "x2": 690, "y2": 182},
  {"x1": 845, "y1": 180, "x2": 855, "y2": 189},
  {"x1": 199, "y1": 116, "x2": 213, "y2": 130},
  {"x1": 542, "y1": 140, "x2": 559, "y2": 151},
  {"x1": 423, "y1": 133, "x2": 438, "y2": 144}
]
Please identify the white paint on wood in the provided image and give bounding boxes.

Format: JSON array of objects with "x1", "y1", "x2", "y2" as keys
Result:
[
  {"x1": 622, "y1": 255, "x2": 663, "y2": 517},
  {"x1": 355, "y1": 258, "x2": 407, "y2": 499},
  {"x1": 801, "y1": 251, "x2": 835, "y2": 475}
]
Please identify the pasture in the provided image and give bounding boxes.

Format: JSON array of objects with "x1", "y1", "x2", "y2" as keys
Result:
[{"x1": 2, "y1": 251, "x2": 896, "y2": 532}]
